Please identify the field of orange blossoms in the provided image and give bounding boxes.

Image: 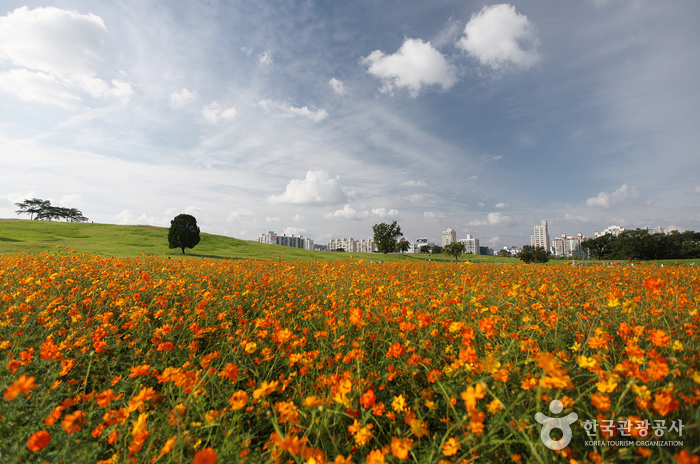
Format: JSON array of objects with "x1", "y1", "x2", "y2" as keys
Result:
[{"x1": 1, "y1": 249, "x2": 698, "y2": 464}]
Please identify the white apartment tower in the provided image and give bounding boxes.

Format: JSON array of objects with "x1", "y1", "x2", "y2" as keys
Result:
[
  {"x1": 459, "y1": 234, "x2": 480, "y2": 254},
  {"x1": 531, "y1": 220, "x2": 550, "y2": 251},
  {"x1": 442, "y1": 228, "x2": 457, "y2": 247}
]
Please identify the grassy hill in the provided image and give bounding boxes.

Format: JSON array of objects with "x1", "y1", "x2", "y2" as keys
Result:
[{"x1": 0, "y1": 218, "x2": 521, "y2": 263}]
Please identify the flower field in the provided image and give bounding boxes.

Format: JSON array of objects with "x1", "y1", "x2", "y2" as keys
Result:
[{"x1": 1, "y1": 250, "x2": 698, "y2": 464}]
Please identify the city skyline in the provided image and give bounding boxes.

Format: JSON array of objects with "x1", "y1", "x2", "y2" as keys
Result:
[{"x1": 1, "y1": 1, "x2": 699, "y2": 251}]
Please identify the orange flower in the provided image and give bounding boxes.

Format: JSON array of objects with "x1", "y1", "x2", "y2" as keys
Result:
[
  {"x1": 647, "y1": 359, "x2": 670, "y2": 380},
  {"x1": 252, "y1": 381, "x2": 278, "y2": 401},
  {"x1": 650, "y1": 330, "x2": 670, "y2": 347},
  {"x1": 3, "y1": 374, "x2": 38, "y2": 401},
  {"x1": 675, "y1": 450, "x2": 700, "y2": 464},
  {"x1": 160, "y1": 436, "x2": 177, "y2": 455},
  {"x1": 62, "y1": 410, "x2": 86, "y2": 434},
  {"x1": 386, "y1": 342, "x2": 404, "y2": 358},
  {"x1": 390, "y1": 437, "x2": 413, "y2": 460},
  {"x1": 27, "y1": 430, "x2": 51, "y2": 452},
  {"x1": 229, "y1": 391, "x2": 249, "y2": 410},
  {"x1": 193, "y1": 447, "x2": 217, "y2": 464},
  {"x1": 591, "y1": 393, "x2": 611, "y2": 411},
  {"x1": 366, "y1": 449, "x2": 385, "y2": 464},
  {"x1": 653, "y1": 392, "x2": 679, "y2": 416},
  {"x1": 97, "y1": 389, "x2": 116, "y2": 407},
  {"x1": 360, "y1": 390, "x2": 376, "y2": 408},
  {"x1": 442, "y1": 438, "x2": 460, "y2": 456},
  {"x1": 129, "y1": 364, "x2": 151, "y2": 378}
]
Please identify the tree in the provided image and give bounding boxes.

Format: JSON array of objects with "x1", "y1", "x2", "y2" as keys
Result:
[
  {"x1": 15, "y1": 198, "x2": 50, "y2": 220},
  {"x1": 372, "y1": 221, "x2": 403, "y2": 254},
  {"x1": 419, "y1": 245, "x2": 431, "y2": 254},
  {"x1": 168, "y1": 214, "x2": 201, "y2": 253},
  {"x1": 519, "y1": 245, "x2": 550, "y2": 264},
  {"x1": 15, "y1": 198, "x2": 88, "y2": 222},
  {"x1": 498, "y1": 249, "x2": 511, "y2": 258},
  {"x1": 445, "y1": 241, "x2": 466, "y2": 261},
  {"x1": 396, "y1": 239, "x2": 411, "y2": 253},
  {"x1": 431, "y1": 245, "x2": 442, "y2": 254}
]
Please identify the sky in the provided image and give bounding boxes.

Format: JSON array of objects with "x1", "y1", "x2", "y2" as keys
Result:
[{"x1": 1, "y1": 0, "x2": 699, "y2": 250}]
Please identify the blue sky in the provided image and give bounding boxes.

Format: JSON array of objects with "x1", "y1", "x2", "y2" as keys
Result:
[{"x1": 1, "y1": 0, "x2": 699, "y2": 249}]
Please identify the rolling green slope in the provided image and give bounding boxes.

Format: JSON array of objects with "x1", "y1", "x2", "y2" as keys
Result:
[{"x1": 0, "y1": 218, "x2": 520, "y2": 263}]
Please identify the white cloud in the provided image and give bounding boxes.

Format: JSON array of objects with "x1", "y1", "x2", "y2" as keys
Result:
[
  {"x1": 487, "y1": 236, "x2": 500, "y2": 246},
  {"x1": 227, "y1": 209, "x2": 255, "y2": 222},
  {"x1": 324, "y1": 205, "x2": 369, "y2": 221},
  {"x1": 586, "y1": 184, "x2": 649, "y2": 209},
  {"x1": 324, "y1": 205, "x2": 398, "y2": 221},
  {"x1": 202, "y1": 101, "x2": 237, "y2": 124},
  {"x1": 469, "y1": 176, "x2": 479, "y2": 181},
  {"x1": 265, "y1": 216, "x2": 282, "y2": 223},
  {"x1": 457, "y1": 4, "x2": 540, "y2": 70},
  {"x1": 115, "y1": 210, "x2": 149, "y2": 225},
  {"x1": 424, "y1": 211, "x2": 445, "y2": 221},
  {"x1": 469, "y1": 212, "x2": 513, "y2": 226},
  {"x1": 59, "y1": 194, "x2": 82, "y2": 206},
  {"x1": 270, "y1": 170, "x2": 347, "y2": 205},
  {"x1": 371, "y1": 208, "x2": 399, "y2": 218},
  {"x1": 0, "y1": 6, "x2": 133, "y2": 106},
  {"x1": 564, "y1": 214, "x2": 590, "y2": 224},
  {"x1": 694, "y1": 186, "x2": 700, "y2": 194},
  {"x1": 477, "y1": 202, "x2": 485, "y2": 207},
  {"x1": 258, "y1": 51, "x2": 273, "y2": 66},
  {"x1": 495, "y1": 202, "x2": 507, "y2": 208},
  {"x1": 401, "y1": 180, "x2": 427, "y2": 187},
  {"x1": 362, "y1": 38, "x2": 457, "y2": 97},
  {"x1": 259, "y1": 99, "x2": 328, "y2": 122},
  {"x1": 329, "y1": 78, "x2": 347, "y2": 95},
  {"x1": 170, "y1": 88, "x2": 197, "y2": 107},
  {"x1": 291, "y1": 214, "x2": 304, "y2": 222},
  {"x1": 283, "y1": 226, "x2": 306, "y2": 235},
  {"x1": 0, "y1": 69, "x2": 82, "y2": 108}
]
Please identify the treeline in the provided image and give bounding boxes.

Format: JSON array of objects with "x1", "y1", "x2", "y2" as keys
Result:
[
  {"x1": 15, "y1": 198, "x2": 89, "y2": 223},
  {"x1": 582, "y1": 229, "x2": 700, "y2": 260}
]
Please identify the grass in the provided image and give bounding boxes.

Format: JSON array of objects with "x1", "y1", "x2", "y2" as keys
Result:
[{"x1": 0, "y1": 218, "x2": 521, "y2": 263}]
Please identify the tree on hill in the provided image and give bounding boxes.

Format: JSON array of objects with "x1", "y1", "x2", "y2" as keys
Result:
[
  {"x1": 372, "y1": 221, "x2": 403, "y2": 254},
  {"x1": 498, "y1": 249, "x2": 511, "y2": 257},
  {"x1": 168, "y1": 214, "x2": 201, "y2": 253},
  {"x1": 15, "y1": 198, "x2": 88, "y2": 222},
  {"x1": 445, "y1": 241, "x2": 466, "y2": 261}
]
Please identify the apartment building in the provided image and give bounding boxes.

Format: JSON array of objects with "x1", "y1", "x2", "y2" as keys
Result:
[
  {"x1": 459, "y1": 234, "x2": 480, "y2": 254},
  {"x1": 442, "y1": 228, "x2": 456, "y2": 247},
  {"x1": 531, "y1": 220, "x2": 550, "y2": 251}
]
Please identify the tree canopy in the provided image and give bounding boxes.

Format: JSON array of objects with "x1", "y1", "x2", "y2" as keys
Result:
[
  {"x1": 396, "y1": 239, "x2": 411, "y2": 253},
  {"x1": 444, "y1": 241, "x2": 466, "y2": 261},
  {"x1": 168, "y1": 214, "x2": 201, "y2": 254},
  {"x1": 15, "y1": 198, "x2": 88, "y2": 222},
  {"x1": 519, "y1": 245, "x2": 550, "y2": 264},
  {"x1": 372, "y1": 221, "x2": 403, "y2": 254},
  {"x1": 581, "y1": 229, "x2": 700, "y2": 260}
]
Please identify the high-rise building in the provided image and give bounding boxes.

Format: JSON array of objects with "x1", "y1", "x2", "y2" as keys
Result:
[
  {"x1": 255, "y1": 231, "x2": 314, "y2": 249},
  {"x1": 553, "y1": 232, "x2": 589, "y2": 258},
  {"x1": 531, "y1": 220, "x2": 550, "y2": 251},
  {"x1": 459, "y1": 234, "x2": 480, "y2": 254},
  {"x1": 327, "y1": 238, "x2": 376, "y2": 253},
  {"x1": 442, "y1": 228, "x2": 456, "y2": 247}
]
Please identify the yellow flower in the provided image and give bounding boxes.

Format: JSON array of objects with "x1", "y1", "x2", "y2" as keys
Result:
[{"x1": 391, "y1": 395, "x2": 406, "y2": 413}]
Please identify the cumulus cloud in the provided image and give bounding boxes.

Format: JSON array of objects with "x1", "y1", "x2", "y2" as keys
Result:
[
  {"x1": 291, "y1": 214, "x2": 304, "y2": 222},
  {"x1": 362, "y1": 38, "x2": 457, "y2": 97},
  {"x1": 487, "y1": 236, "x2": 500, "y2": 246},
  {"x1": 329, "y1": 78, "x2": 347, "y2": 95},
  {"x1": 457, "y1": 4, "x2": 540, "y2": 70},
  {"x1": 495, "y1": 202, "x2": 507, "y2": 208},
  {"x1": 585, "y1": 184, "x2": 649, "y2": 209},
  {"x1": 259, "y1": 99, "x2": 328, "y2": 122},
  {"x1": 324, "y1": 205, "x2": 368, "y2": 221},
  {"x1": 265, "y1": 216, "x2": 282, "y2": 223},
  {"x1": 115, "y1": 210, "x2": 149, "y2": 225},
  {"x1": 0, "y1": 6, "x2": 133, "y2": 106},
  {"x1": 170, "y1": 88, "x2": 197, "y2": 107},
  {"x1": 325, "y1": 205, "x2": 398, "y2": 221},
  {"x1": 202, "y1": 101, "x2": 237, "y2": 124},
  {"x1": 270, "y1": 170, "x2": 347, "y2": 205},
  {"x1": 469, "y1": 212, "x2": 513, "y2": 226},
  {"x1": 401, "y1": 180, "x2": 427, "y2": 187}
]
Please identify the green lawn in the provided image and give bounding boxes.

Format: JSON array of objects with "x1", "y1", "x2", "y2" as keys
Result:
[{"x1": 0, "y1": 218, "x2": 521, "y2": 263}]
